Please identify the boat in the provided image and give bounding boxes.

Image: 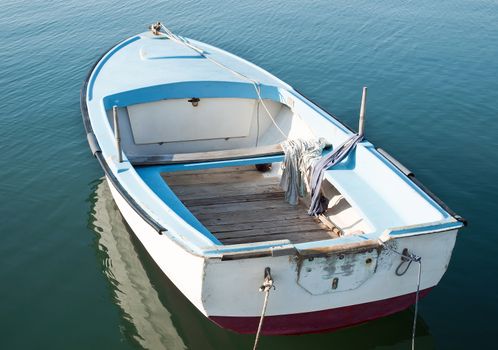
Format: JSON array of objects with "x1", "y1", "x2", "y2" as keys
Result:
[{"x1": 81, "y1": 22, "x2": 466, "y2": 336}]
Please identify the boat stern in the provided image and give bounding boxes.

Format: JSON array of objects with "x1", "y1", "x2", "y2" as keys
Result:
[{"x1": 200, "y1": 226, "x2": 459, "y2": 335}]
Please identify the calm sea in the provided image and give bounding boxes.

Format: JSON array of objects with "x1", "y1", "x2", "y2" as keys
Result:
[{"x1": 1, "y1": 0, "x2": 496, "y2": 349}]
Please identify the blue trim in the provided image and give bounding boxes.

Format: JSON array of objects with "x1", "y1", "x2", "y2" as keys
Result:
[
  {"x1": 103, "y1": 81, "x2": 281, "y2": 109},
  {"x1": 88, "y1": 36, "x2": 141, "y2": 100},
  {"x1": 136, "y1": 166, "x2": 222, "y2": 245},
  {"x1": 136, "y1": 154, "x2": 285, "y2": 174},
  {"x1": 390, "y1": 221, "x2": 463, "y2": 235}
]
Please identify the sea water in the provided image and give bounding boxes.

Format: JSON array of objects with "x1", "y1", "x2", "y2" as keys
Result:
[{"x1": 1, "y1": 0, "x2": 497, "y2": 349}]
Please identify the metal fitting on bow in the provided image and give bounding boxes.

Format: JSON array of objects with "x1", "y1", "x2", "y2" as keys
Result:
[{"x1": 259, "y1": 267, "x2": 275, "y2": 292}]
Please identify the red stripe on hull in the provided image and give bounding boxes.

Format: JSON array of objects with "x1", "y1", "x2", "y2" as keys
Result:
[{"x1": 209, "y1": 288, "x2": 432, "y2": 335}]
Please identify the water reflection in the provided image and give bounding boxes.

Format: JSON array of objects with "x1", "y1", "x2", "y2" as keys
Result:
[
  {"x1": 89, "y1": 179, "x2": 186, "y2": 350},
  {"x1": 88, "y1": 178, "x2": 435, "y2": 350}
]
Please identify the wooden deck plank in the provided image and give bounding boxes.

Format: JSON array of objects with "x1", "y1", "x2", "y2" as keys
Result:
[
  {"x1": 187, "y1": 198, "x2": 292, "y2": 215},
  {"x1": 221, "y1": 230, "x2": 332, "y2": 245},
  {"x1": 194, "y1": 208, "x2": 314, "y2": 226},
  {"x1": 161, "y1": 165, "x2": 336, "y2": 244},
  {"x1": 163, "y1": 169, "x2": 268, "y2": 186},
  {"x1": 214, "y1": 223, "x2": 331, "y2": 239},
  {"x1": 206, "y1": 217, "x2": 319, "y2": 233},
  {"x1": 180, "y1": 192, "x2": 285, "y2": 207},
  {"x1": 168, "y1": 182, "x2": 283, "y2": 201}
]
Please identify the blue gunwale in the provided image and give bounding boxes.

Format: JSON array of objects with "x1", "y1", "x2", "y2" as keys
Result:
[
  {"x1": 84, "y1": 33, "x2": 465, "y2": 255},
  {"x1": 389, "y1": 221, "x2": 463, "y2": 236}
]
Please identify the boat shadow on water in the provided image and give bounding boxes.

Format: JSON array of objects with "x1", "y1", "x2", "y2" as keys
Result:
[{"x1": 88, "y1": 178, "x2": 435, "y2": 350}]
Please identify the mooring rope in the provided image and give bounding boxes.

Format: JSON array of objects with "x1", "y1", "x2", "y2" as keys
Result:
[
  {"x1": 412, "y1": 259, "x2": 422, "y2": 350},
  {"x1": 253, "y1": 267, "x2": 274, "y2": 350},
  {"x1": 380, "y1": 243, "x2": 422, "y2": 350},
  {"x1": 157, "y1": 22, "x2": 288, "y2": 139}
]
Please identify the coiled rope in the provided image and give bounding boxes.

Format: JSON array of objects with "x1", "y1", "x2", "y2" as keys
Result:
[
  {"x1": 156, "y1": 22, "x2": 288, "y2": 139},
  {"x1": 253, "y1": 267, "x2": 274, "y2": 350}
]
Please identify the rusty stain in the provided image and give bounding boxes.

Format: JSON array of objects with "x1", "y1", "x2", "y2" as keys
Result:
[
  {"x1": 295, "y1": 248, "x2": 380, "y2": 294},
  {"x1": 295, "y1": 239, "x2": 380, "y2": 257},
  {"x1": 332, "y1": 277, "x2": 339, "y2": 289}
]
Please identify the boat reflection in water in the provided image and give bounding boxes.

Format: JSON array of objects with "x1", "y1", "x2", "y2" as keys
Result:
[{"x1": 89, "y1": 179, "x2": 187, "y2": 350}]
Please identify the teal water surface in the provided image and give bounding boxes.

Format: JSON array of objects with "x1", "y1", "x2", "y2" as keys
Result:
[{"x1": 1, "y1": 0, "x2": 497, "y2": 349}]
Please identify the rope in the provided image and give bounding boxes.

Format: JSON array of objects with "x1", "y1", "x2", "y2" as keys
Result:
[
  {"x1": 412, "y1": 259, "x2": 422, "y2": 350},
  {"x1": 280, "y1": 138, "x2": 328, "y2": 205},
  {"x1": 253, "y1": 267, "x2": 274, "y2": 350},
  {"x1": 255, "y1": 100, "x2": 260, "y2": 146},
  {"x1": 157, "y1": 22, "x2": 288, "y2": 139},
  {"x1": 380, "y1": 242, "x2": 422, "y2": 350}
]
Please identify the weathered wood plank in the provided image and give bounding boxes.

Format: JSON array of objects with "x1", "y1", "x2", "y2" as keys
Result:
[
  {"x1": 161, "y1": 164, "x2": 334, "y2": 244},
  {"x1": 169, "y1": 182, "x2": 283, "y2": 201},
  {"x1": 214, "y1": 223, "x2": 331, "y2": 239},
  {"x1": 317, "y1": 214, "x2": 344, "y2": 236},
  {"x1": 181, "y1": 192, "x2": 284, "y2": 207},
  {"x1": 194, "y1": 207, "x2": 312, "y2": 225},
  {"x1": 207, "y1": 217, "x2": 317, "y2": 233},
  {"x1": 188, "y1": 198, "x2": 292, "y2": 215},
  {"x1": 163, "y1": 169, "x2": 272, "y2": 186},
  {"x1": 220, "y1": 230, "x2": 333, "y2": 245}
]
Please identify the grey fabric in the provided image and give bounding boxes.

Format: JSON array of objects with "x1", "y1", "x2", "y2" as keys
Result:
[
  {"x1": 308, "y1": 134, "x2": 363, "y2": 216},
  {"x1": 280, "y1": 138, "x2": 328, "y2": 205}
]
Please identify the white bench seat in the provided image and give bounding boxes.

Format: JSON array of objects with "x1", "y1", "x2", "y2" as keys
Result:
[{"x1": 128, "y1": 144, "x2": 283, "y2": 165}]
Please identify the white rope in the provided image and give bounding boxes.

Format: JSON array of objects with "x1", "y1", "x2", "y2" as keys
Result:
[
  {"x1": 253, "y1": 267, "x2": 274, "y2": 350},
  {"x1": 253, "y1": 84, "x2": 288, "y2": 138},
  {"x1": 412, "y1": 260, "x2": 422, "y2": 350},
  {"x1": 158, "y1": 23, "x2": 288, "y2": 139},
  {"x1": 253, "y1": 288, "x2": 270, "y2": 350},
  {"x1": 255, "y1": 100, "x2": 260, "y2": 146}
]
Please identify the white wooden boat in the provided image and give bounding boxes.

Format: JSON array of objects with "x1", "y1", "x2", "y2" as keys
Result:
[{"x1": 81, "y1": 23, "x2": 466, "y2": 335}]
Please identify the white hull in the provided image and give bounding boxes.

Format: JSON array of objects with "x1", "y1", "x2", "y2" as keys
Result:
[{"x1": 107, "y1": 175, "x2": 457, "y2": 333}]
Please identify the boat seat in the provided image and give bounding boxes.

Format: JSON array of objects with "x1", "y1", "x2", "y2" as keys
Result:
[
  {"x1": 128, "y1": 144, "x2": 283, "y2": 166},
  {"x1": 323, "y1": 169, "x2": 404, "y2": 232}
]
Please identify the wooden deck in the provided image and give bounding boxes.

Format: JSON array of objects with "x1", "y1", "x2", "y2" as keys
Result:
[{"x1": 161, "y1": 166, "x2": 336, "y2": 245}]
